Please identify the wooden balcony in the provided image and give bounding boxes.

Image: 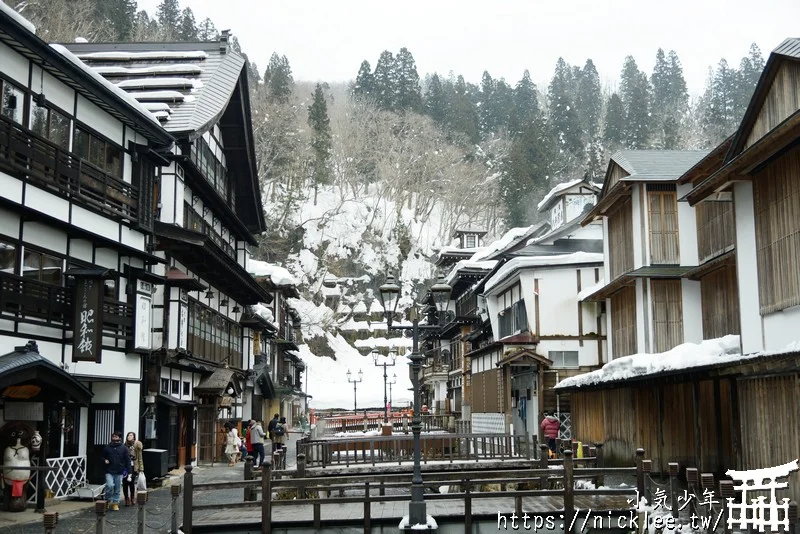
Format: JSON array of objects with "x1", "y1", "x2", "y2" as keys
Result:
[
  {"x1": 0, "y1": 272, "x2": 133, "y2": 345},
  {"x1": 0, "y1": 115, "x2": 138, "y2": 222}
]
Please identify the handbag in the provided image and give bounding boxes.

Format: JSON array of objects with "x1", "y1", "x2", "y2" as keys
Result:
[{"x1": 136, "y1": 471, "x2": 147, "y2": 492}]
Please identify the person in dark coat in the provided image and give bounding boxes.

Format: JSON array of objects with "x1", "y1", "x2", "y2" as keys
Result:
[
  {"x1": 267, "y1": 413, "x2": 280, "y2": 452},
  {"x1": 103, "y1": 431, "x2": 132, "y2": 510}
]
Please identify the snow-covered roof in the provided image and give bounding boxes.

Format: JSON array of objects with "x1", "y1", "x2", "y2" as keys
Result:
[
  {"x1": 555, "y1": 336, "x2": 750, "y2": 389},
  {"x1": 64, "y1": 41, "x2": 245, "y2": 132},
  {"x1": 251, "y1": 303, "x2": 276, "y2": 325},
  {"x1": 444, "y1": 259, "x2": 498, "y2": 286},
  {"x1": 369, "y1": 300, "x2": 385, "y2": 314},
  {"x1": 483, "y1": 252, "x2": 604, "y2": 294},
  {"x1": 0, "y1": 0, "x2": 35, "y2": 32},
  {"x1": 537, "y1": 178, "x2": 599, "y2": 212},
  {"x1": 336, "y1": 303, "x2": 352, "y2": 314},
  {"x1": 352, "y1": 301, "x2": 368, "y2": 314},
  {"x1": 470, "y1": 224, "x2": 549, "y2": 262},
  {"x1": 248, "y1": 259, "x2": 298, "y2": 287},
  {"x1": 577, "y1": 279, "x2": 605, "y2": 301}
]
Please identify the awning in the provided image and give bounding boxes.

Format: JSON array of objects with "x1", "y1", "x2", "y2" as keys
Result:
[
  {"x1": 0, "y1": 341, "x2": 92, "y2": 405},
  {"x1": 273, "y1": 339, "x2": 299, "y2": 352},
  {"x1": 581, "y1": 275, "x2": 636, "y2": 302},
  {"x1": 64, "y1": 267, "x2": 114, "y2": 278},
  {"x1": 157, "y1": 394, "x2": 196, "y2": 407},
  {"x1": 155, "y1": 221, "x2": 271, "y2": 304},
  {"x1": 498, "y1": 333, "x2": 539, "y2": 345},
  {"x1": 683, "y1": 250, "x2": 736, "y2": 280},
  {"x1": 496, "y1": 349, "x2": 553, "y2": 368},
  {"x1": 194, "y1": 366, "x2": 239, "y2": 396},
  {"x1": 627, "y1": 265, "x2": 697, "y2": 278},
  {"x1": 165, "y1": 267, "x2": 207, "y2": 291}
]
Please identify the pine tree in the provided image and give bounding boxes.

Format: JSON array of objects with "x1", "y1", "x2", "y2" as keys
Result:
[
  {"x1": 230, "y1": 37, "x2": 260, "y2": 87},
  {"x1": 264, "y1": 53, "x2": 294, "y2": 104},
  {"x1": 353, "y1": 60, "x2": 375, "y2": 100},
  {"x1": 177, "y1": 7, "x2": 197, "y2": 41},
  {"x1": 548, "y1": 58, "x2": 583, "y2": 158},
  {"x1": 502, "y1": 117, "x2": 552, "y2": 226},
  {"x1": 492, "y1": 79, "x2": 514, "y2": 134},
  {"x1": 651, "y1": 49, "x2": 688, "y2": 148},
  {"x1": 308, "y1": 83, "x2": 332, "y2": 205},
  {"x1": 700, "y1": 59, "x2": 738, "y2": 145},
  {"x1": 479, "y1": 71, "x2": 496, "y2": 134},
  {"x1": 734, "y1": 43, "x2": 765, "y2": 122},
  {"x1": 131, "y1": 10, "x2": 160, "y2": 41},
  {"x1": 447, "y1": 75, "x2": 480, "y2": 144},
  {"x1": 93, "y1": 0, "x2": 136, "y2": 40},
  {"x1": 576, "y1": 59, "x2": 602, "y2": 138},
  {"x1": 424, "y1": 73, "x2": 447, "y2": 126},
  {"x1": 619, "y1": 56, "x2": 651, "y2": 149},
  {"x1": 394, "y1": 47, "x2": 422, "y2": 112},
  {"x1": 372, "y1": 50, "x2": 397, "y2": 111},
  {"x1": 603, "y1": 93, "x2": 626, "y2": 151},
  {"x1": 197, "y1": 17, "x2": 216, "y2": 41},
  {"x1": 156, "y1": 0, "x2": 180, "y2": 40},
  {"x1": 509, "y1": 70, "x2": 539, "y2": 137}
]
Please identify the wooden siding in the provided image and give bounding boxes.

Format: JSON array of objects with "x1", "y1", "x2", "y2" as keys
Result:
[
  {"x1": 471, "y1": 369, "x2": 501, "y2": 413},
  {"x1": 610, "y1": 285, "x2": 637, "y2": 358},
  {"x1": 648, "y1": 188, "x2": 680, "y2": 264},
  {"x1": 608, "y1": 198, "x2": 634, "y2": 280},
  {"x1": 696, "y1": 201, "x2": 735, "y2": 263},
  {"x1": 651, "y1": 279, "x2": 683, "y2": 353},
  {"x1": 607, "y1": 162, "x2": 630, "y2": 190},
  {"x1": 738, "y1": 375, "x2": 800, "y2": 503},
  {"x1": 753, "y1": 144, "x2": 800, "y2": 314},
  {"x1": 571, "y1": 379, "x2": 734, "y2": 472},
  {"x1": 745, "y1": 61, "x2": 800, "y2": 149},
  {"x1": 700, "y1": 264, "x2": 741, "y2": 339}
]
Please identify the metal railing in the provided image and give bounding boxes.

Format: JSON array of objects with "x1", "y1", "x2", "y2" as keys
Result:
[{"x1": 0, "y1": 114, "x2": 138, "y2": 221}]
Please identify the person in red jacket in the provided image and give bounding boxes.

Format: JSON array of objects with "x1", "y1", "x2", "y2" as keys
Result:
[{"x1": 540, "y1": 412, "x2": 561, "y2": 457}]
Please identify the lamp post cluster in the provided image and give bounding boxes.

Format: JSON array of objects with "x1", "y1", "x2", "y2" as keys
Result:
[
  {"x1": 379, "y1": 274, "x2": 451, "y2": 529},
  {"x1": 346, "y1": 368, "x2": 363, "y2": 412},
  {"x1": 372, "y1": 349, "x2": 397, "y2": 424}
]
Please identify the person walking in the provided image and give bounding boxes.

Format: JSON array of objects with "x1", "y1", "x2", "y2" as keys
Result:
[
  {"x1": 267, "y1": 413, "x2": 280, "y2": 450},
  {"x1": 102, "y1": 431, "x2": 131, "y2": 511},
  {"x1": 122, "y1": 431, "x2": 143, "y2": 506},
  {"x1": 224, "y1": 422, "x2": 242, "y2": 466},
  {"x1": 540, "y1": 412, "x2": 561, "y2": 457},
  {"x1": 248, "y1": 419, "x2": 267, "y2": 468},
  {"x1": 273, "y1": 417, "x2": 288, "y2": 452}
]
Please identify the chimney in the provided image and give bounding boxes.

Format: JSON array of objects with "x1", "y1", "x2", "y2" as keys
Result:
[{"x1": 219, "y1": 29, "x2": 231, "y2": 54}]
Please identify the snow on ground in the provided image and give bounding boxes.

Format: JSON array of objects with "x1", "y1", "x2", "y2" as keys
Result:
[
  {"x1": 248, "y1": 259, "x2": 298, "y2": 286},
  {"x1": 287, "y1": 297, "x2": 334, "y2": 339},
  {"x1": 399, "y1": 515, "x2": 438, "y2": 530},
  {"x1": 556, "y1": 335, "x2": 746, "y2": 389},
  {"x1": 298, "y1": 333, "x2": 414, "y2": 410}
]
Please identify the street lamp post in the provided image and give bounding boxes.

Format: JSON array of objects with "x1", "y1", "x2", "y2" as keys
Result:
[
  {"x1": 388, "y1": 373, "x2": 397, "y2": 409},
  {"x1": 346, "y1": 369, "x2": 363, "y2": 412},
  {"x1": 380, "y1": 274, "x2": 451, "y2": 530},
  {"x1": 372, "y1": 349, "x2": 397, "y2": 424}
]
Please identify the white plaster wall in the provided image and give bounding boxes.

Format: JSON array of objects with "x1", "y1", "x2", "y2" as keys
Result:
[
  {"x1": 71, "y1": 205, "x2": 118, "y2": 241},
  {"x1": 537, "y1": 339, "x2": 599, "y2": 368},
  {"x1": 75, "y1": 95, "x2": 123, "y2": 145},
  {"x1": 91, "y1": 382, "x2": 120, "y2": 404},
  {"x1": 69, "y1": 349, "x2": 141, "y2": 381},
  {"x1": 25, "y1": 185, "x2": 69, "y2": 222},
  {"x1": 22, "y1": 221, "x2": 67, "y2": 254},
  {"x1": 0, "y1": 206, "x2": 20, "y2": 234},
  {"x1": 604, "y1": 297, "x2": 614, "y2": 360},
  {"x1": 763, "y1": 306, "x2": 800, "y2": 351},
  {"x1": 78, "y1": 407, "x2": 89, "y2": 456},
  {"x1": 681, "y1": 279, "x2": 703, "y2": 344},
  {"x1": 123, "y1": 382, "x2": 141, "y2": 436},
  {"x1": 0, "y1": 41, "x2": 29, "y2": 83},
  {"x1": 677, "y1": 183, "x2": 699, "y2": 266},
  {"x1": 0, "y1": 336, "x2": 62, "y2": 366},
  {"x1": 120, "y1": 227, "x2": 146, "y2": 251},
  {"x1": 631, "y1": 184, "x2": 646, "y2": 269},
  {"x1": 94, "y1": 247, "x2": 117, "y2": 270},
  {"x1": 0, "y1": 171, "x2": 23, "y2": 204},
  {"x1": 533, "y1": 268, "x2": 579, "y2": 336},
  {"x1": 69, "y1": 238, "x2": 94, "y2": 263},
  {"x1": 733, "y1": 181, "x2": 764, "y2": 354},
  {"x1": 33, "y1": 65, "x2": 74, "y2": 118}
]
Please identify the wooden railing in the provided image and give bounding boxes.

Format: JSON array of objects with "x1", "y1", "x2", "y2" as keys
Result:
[
  {"x1": 0, "y1": 272, "x2": 133, "y2": 344},
  {"x1": 181, "y1": 444, "x2": 636, "y2": 534},
  {"x1": 0, "y1": 114, "x2": 138, "y2": 221},
  {"x1": 317, "y1": 413, "x2": 449, "y2": 435},
  {"x1": 298, "y1": 433, "x2": 555, "y2": 468}
]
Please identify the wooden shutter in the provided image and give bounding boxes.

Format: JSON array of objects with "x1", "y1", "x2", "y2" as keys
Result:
[
  {"x1": 651, "y1": 279, "x2": 683, "y2": 352},
  {"x1": 610, "y1": 285, "x2": 637, "y2": 358},
  {"x1": 648, "y1": 186, "x2": 680, "y2": 264}
]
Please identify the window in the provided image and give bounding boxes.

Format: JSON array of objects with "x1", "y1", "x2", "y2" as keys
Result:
[
  {"x1": 160, "y1": 378, "x2": 169, "y2": 394},
  {"x1": 171, "y1": 379, "x2": 180, "y2": 395},
  {"x1": 187, "y1": 299, "x2": 243, "y2": 366},
  {"x1": 183, "y1": 381, "x2": 191, "y2": 396},
  {"x1": 549, "y1": 351, "x2": 579, "y2": 368},
  {"x1": 465, "y1": 234, "x2": 477, "y2": 248},
  {"x1": 651, "y1": 279, "x2": 683, "y2": 352},
  {"x1": 30, "y1": 100, "x2": 70, "y2": 149},
  {"x1": 1, "y1": 78, "x2": 25, "y2": 125},
  {"x1": 22, "y1": 248, "x2": 62, "y2": 285},
  {"x1": 648, "y1": 186, "x2": 680, "y2": 264},
  {"x1": 498, "y1": 299, "x2": 527, "y2": 338},
  {"x1": 73, "y1": 126, "x2": 122, "y2": 177},
  {"x1": 0, "y1": 239, "x2": 16, "y2": 273}
]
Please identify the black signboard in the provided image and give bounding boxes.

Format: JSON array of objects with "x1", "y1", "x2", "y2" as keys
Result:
[{"x1": 73, "y1": 277, "x2": 104, "y2": 362}]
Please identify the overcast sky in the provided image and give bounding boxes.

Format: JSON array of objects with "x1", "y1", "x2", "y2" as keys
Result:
[{"x1": 138, "y1": 0, "x2": 799, "y2": 96}]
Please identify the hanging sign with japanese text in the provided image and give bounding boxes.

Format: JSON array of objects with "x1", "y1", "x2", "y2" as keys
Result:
[{"x1": 73, "y1": 277, "x2": 104, "y2": 362}]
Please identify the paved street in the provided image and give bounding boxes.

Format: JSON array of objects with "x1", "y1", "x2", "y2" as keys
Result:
[{"x1": 0, "y1": 435, "x2": 300, "y2": 534}]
